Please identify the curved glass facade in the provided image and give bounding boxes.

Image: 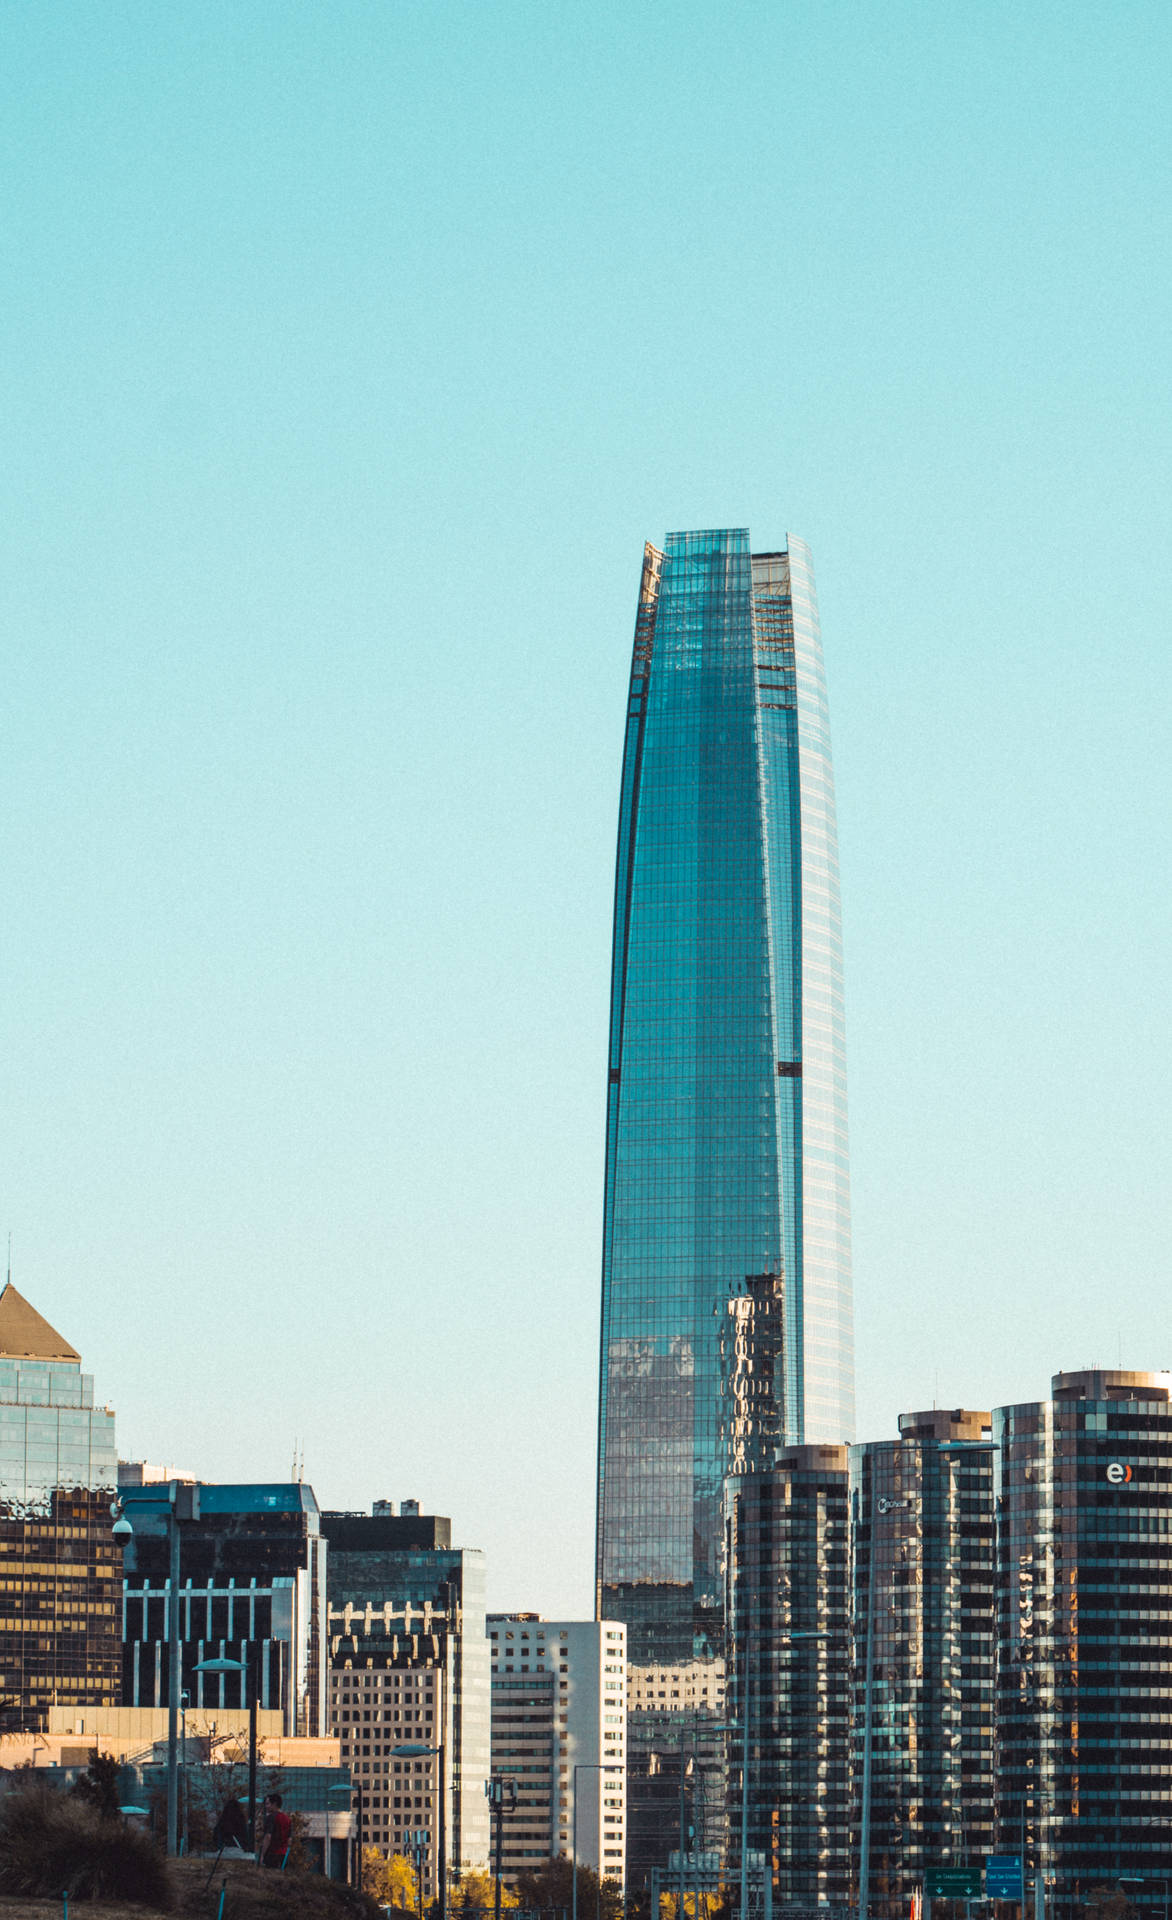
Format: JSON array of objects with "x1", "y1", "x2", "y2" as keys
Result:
[{"x1": 595, "y1": 528, "x2": 854, "y2": 1866}]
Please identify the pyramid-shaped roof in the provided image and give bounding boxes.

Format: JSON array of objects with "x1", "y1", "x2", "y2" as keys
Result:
[{"x1": 0, "y1": 1282, "x2": 80, "y2": 1363}]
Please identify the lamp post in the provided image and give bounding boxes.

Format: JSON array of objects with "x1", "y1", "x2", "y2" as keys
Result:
[
  {"x1": 393, "y1": 1741, "x2": 448, "y2": 1920},
  {"x1": 180, "y1": 1691, "x2": 189, "y2": 1855},
  {"x1": 194, "y1": 1649, "x2": 260, "y2": 1850},
  {"x1": 486, "y1": 1775, "x2": 517, "y2": 1920},
  {"x1": 110, "y1": 1481, "x2": 201, "y2": 1858},
  {"x1": 329, "y1": 1780, "x2": 365, "y2": 1889},
  {"x1": 571, "y1": 1762, "x2": 624, "y2": 1920}
]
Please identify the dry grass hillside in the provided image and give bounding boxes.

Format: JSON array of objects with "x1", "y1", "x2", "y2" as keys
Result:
[{"x1": 0, "y1": 1852, "x2": 384, "y2": 1918}]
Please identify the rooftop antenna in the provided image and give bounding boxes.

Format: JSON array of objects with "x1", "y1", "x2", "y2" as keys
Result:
[
  {"x1": 6, "y1": 1234, "x2": 10, "y2": 1287},
  {"x1": 290, "y1": 1437, "x2": 298, "y2": 1483}
]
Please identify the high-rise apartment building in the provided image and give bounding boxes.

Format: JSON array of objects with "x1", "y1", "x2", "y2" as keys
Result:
[
  {"x1": 595, "y1": 529, "x2": 854, "y2": 1871},
  {"x1": 487, "y1": 1616, "x2": 627, "y2": 1885},
  {"x1": 323, "y1": 1504, "x2": 490, "y2": 1883},
  {"x1": 0, "y1": 1283, "x2": 121, "y2": 1728},
  {"x1": 851, "y1": 1411, "x2": 996, "y2": 1919},
  {"x1": 994, "y1": 1370, "x2": 1172, "y2": 1913},
  {"x1": 726, "y1": 1445, "x2": 852, "y2": 1909}
]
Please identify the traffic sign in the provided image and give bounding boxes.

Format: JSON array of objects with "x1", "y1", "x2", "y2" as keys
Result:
[
  {"x1": 986, "y1": 1857, "x2": 1024, "y2": 1900},
  {"x1": 926, "y1": 1869, "x2": 983, "y2": 1898}
]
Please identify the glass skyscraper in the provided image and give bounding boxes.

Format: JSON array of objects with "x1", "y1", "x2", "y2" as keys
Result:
[
  {"x1": 595, "y1": 528, "x2": 853, "y2": 1868},
  {"x1": 0, "y1": 1281, "x2": 121, "y2": 1728}
]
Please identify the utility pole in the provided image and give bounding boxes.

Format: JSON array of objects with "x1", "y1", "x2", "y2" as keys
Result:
[
  {"x1": 486, "y1": 1775, "x2": 517, "y2": 1920},
  {"x1": 165, "y1": 1482, "x2": 200, "y2": 1857}
]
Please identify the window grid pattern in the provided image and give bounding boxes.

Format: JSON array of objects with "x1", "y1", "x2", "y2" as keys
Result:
[
  {"x1": 994, "y1": 1380, "x2": 1172, "y2": 1902},
  {"x1": 596, "y1": 528, "x2": 854, "y2": 1876}
]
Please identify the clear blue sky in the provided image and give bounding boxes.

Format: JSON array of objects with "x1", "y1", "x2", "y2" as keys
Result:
[{"x1": 2, "y1": 1, "x2": 1168, "y2": 1616}]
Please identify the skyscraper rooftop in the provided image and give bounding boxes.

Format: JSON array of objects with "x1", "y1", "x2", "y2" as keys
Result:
[{"x1": 0, "y1": 1280, "x2": 80, "y2": 1363}]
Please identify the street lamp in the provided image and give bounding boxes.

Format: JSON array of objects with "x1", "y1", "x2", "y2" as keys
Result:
[
  {"x1": 180, "y1": 1692, "x2": 189, "y2": 1855},
  {"x1": 486, "y1": 1776, "x2": 517, "y2": 1920},
  {"x1": 194, "y1": 1651, "x2": 259, "y2": 1850},
  {"x1": 329, "y1": 1781, "x2": 365, "y2": 1890},
  {"x1": 571, "y1": 1762, "x2": 624, "y2": 1920},
  {"x1": 392, "y1": 1741, "x2": 449, "y2": 1920},
  {"x1": 110, "y1": 1481, "x2": 201, "y2": 1858}
]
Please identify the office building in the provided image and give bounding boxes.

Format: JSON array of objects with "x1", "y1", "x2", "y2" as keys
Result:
[
  {"x1": 0, "y1": 1282, "x2": 121, "y2": 1729},
  {"x1": 994, "y1": 1370, "x2": 1172, "y2": 1914},
  {"x1": 323, "y1": 1503, "x2": 490, "y2": 1884},
  {"x1": 595, "y1": 529, "x2": 854, "y2": 1871},
  {"x1": 726, "y1": 1445, "x2": 851, "y2": 1909},
  {"x1": 851, "y1": 1410, "x2": 995, "y2": 1919},
  {"x1": 488, "y1": 1616, "x2": 626, "y2": 1884},
  {"x1": 120, "y1": 1481, "x2": 327, "y2": 1735}
]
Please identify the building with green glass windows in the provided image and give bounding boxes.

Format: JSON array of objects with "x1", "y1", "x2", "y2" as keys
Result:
[{"x1": 595, "y1": 529, "x2": 854, "y2": 1875}]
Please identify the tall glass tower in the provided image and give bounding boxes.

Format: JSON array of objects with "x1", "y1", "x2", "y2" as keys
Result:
[{"x1": 595, "y1": 529, "x2": 853, "y2": 1866}]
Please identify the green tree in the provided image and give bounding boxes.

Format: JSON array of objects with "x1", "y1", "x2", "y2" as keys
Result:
[
  {"x1": 515, "y1": 1856, "x2": 622, "y2": 1920},
  {"x1": 70, "y1": 1749, "x2": 121, "y2": 1820}
]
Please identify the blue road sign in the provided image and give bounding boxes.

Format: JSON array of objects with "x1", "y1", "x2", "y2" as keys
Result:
[{"x1": 986, "y1": 1857, "x2": 1024, "y2": 1900}]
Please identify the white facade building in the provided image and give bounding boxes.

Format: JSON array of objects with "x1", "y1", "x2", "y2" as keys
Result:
[{"x1": 488, "y1": 1616, "x2": 627, "y2": 1886}]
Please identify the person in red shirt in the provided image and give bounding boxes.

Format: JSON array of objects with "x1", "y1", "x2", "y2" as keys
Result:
[{"x1": 257, "y1": 1793, "x2": 292, "y2": 1869}]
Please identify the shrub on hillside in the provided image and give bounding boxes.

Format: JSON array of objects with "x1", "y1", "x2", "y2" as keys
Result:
[{"x1": 0, "y1": 1778, "x2": 173, "y2": 1905}]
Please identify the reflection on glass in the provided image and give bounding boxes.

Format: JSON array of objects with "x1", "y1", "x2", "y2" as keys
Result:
[
  {"x1": 596, "y1": 532, "x2": 855, "y2": 1872},
  {"x1": 0, "y1": 1287, "x2": 120, "y2": 1729}
]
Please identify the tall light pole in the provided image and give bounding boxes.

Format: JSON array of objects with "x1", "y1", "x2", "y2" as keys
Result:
[
  {"x1": 180, "y1": 1692, "x2": 189, "y2": 1855},
  {"x1": 329, "y1": 1780, "x2": 364, "y2": 1889},
  {"x1": 572, "y1": 1762, "x2": 623, "y2": 1920},
  {"x1": 393, "y1": 1741, "x2": 448, "y2": 1920},
  {"x1": 486, "y1": 1775, "x2": 517, "y2": 1920},
  {"x1": 195, "y1": 1649, "x2": 260, "y2": 1848},
  {"x1": 111, "y1": 1481, "x2": 201, "y2": 1858}
]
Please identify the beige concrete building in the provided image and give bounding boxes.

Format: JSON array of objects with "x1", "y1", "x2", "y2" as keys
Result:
[{"x1": 489, "y1": 1616, "x2": 627, "y2": 1887}]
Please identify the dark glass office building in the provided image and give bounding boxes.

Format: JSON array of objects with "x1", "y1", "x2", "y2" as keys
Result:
[
  {"x1": 596, "y1": 530, "x2": 854, "y2": 1871},
  {"x1": 120, "y1": 1482, "x2": 326, "y2": 1735},
  {"x1": 995, "y1": 1370, "x2": 1172, "y2": 1916},
  {"x1": 851, "y1": 1411, "x2": 995, "y2": 1920}
]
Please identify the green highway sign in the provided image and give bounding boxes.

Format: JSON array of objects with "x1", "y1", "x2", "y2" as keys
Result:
[{"x1": 926, "y1": 1869, "x2": 983, "y2": 1898}]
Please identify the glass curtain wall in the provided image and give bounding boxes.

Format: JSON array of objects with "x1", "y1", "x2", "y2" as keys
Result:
[
  {"x1": 596, "y1": 529, "x2": 854, "y2": 1873},
  {"x1": 0, "y1": 1352, "x2": 120, "y2": 1729},
  {"x1": 851, "y1": 1413, "x2": 995, "y2": 1920},
  {"x1": 995, "y1": 1371, "x2": 1172, "y2": 1915}
]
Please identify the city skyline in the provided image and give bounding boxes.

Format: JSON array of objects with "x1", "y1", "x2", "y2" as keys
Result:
[{"x1": 1, "y1": 3, "x2": 1168, "y2": 1622}]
